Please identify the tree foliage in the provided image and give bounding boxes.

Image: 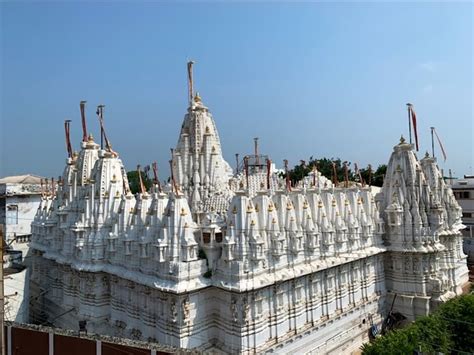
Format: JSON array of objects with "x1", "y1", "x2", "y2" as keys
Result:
[
  {"x1": 283, "y1": 157, "x2": 387, "y2": 187},
  {"x1": 126, "y1": 170, "x2": 153, "y2": 194},
  {"x1": 361, "y1": 294, "x2": 474, "y2": 354},
  {"x1": 437, "y1": 293, "x2": 474, "y2": 353}
]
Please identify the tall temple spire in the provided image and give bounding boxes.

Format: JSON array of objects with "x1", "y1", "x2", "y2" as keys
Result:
[{"x1": 173, "y1": 61, "x2": 234, "y2": 215}]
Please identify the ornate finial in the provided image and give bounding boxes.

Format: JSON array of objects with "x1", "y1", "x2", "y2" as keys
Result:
[
  {"x1": 194, "y1": 92, "x2": 202, "y2": 103},
  {"x1": 232, "y1": 205, "x2": 237, "y2": 214},
  {"x1": 425, "y1": 151, "x2": 430, "y2": 158},
  {"x1": 400, "y1": 135, "x2": 406, "y2": 144},
  {"x1": 88, "y1": 134, "x2": 94, "y2": 142},
  {"x1": 180, "y1": 207, "x2": 187, "y2": 216},
  {"x1": 268, "y1": 203, "x2": 274, "y2": 212}
]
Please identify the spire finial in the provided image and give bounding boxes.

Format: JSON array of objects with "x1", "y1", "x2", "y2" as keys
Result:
[
  {"x1": 194, "y1": 92, "x2": 201, "y2": 103},
  {"x1": 400, "y1": 135, "x2": 406, "y2": 144}
]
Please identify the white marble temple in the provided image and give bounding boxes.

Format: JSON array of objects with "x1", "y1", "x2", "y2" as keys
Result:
[{"x1": 29, "y1": 67, "x2": 468, "y2": 354}]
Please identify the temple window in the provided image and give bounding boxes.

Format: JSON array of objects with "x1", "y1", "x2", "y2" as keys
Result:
[
  {"x1": 6, "y1": 205, "x2": 18, "y2": 225},
  {"x1": 203, "y1": 232, "x2": 211, "y2": 244},
  {"x1": 215, "y1": 232, "x2": 223, "y2": 243},
  {"x1": 278, "y1": 293, "x2": 284, "y2": 308},
  {"x1": 256, "y1": 299, "x2": 263, "y2": 316},
  {"x1": 296, "y1": 287, "x2": 302, "y2": 301}
]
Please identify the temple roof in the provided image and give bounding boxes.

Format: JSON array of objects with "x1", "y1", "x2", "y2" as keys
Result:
[{"x1": 0, "y1": 174, "x2": 43, "y2": 184}]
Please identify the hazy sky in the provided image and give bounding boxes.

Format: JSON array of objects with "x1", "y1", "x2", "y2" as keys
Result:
[{"x1": 1, "y1": 2, "x2": 472, "y2": 179}]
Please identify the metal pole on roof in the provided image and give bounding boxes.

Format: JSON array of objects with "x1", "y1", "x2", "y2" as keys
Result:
[
  {"x1": 430, "y1": 127, "x2": 435, "y2": 158},
  {"x1": 0, "y1": 224, "x2": 5, "y2": 355}
]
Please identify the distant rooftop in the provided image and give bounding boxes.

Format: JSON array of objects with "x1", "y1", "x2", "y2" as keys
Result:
[
  {"x1": 0, "y1": 174, "x2": 43, "y2": 184},
  {"x1": 451, "y1": 176, "x2": 474, "y2": 188}
]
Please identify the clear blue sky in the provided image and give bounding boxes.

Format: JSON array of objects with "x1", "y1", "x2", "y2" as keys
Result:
[{"x1": 1, "y1": 2, "x2": 472, "y2": 179}]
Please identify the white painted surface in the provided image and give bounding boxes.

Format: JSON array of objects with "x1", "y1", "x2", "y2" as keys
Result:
[{"x1": 4, "y1": 268, "x2": 29, "y2": 323}]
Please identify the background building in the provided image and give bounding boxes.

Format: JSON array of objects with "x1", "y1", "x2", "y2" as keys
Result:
[
  {"x1": 0, "y1": 175, "x2": 43, "y2": 242},
  {"x1": 451, "y1": 175, "x2": 474, "y2": 264}
]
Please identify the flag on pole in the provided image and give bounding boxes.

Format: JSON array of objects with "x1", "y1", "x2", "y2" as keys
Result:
[
  {"x1": 408, "y1": 104, "x2": 419, "y2": 151},
  {"x1": 433, "y1": 128, "x2": 447, "y2": 161}
]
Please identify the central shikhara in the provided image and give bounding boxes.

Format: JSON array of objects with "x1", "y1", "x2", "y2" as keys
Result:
[{"x1": 29, "y1": 64, "x2": 468, "y2": 354}]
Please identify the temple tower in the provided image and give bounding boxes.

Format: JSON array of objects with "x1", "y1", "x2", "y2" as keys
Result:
[
  {"x1": 380, "y1": 137, "x2": 468, "y2": 320},
  {"x1": 172, "y1": 62, "x2": 233, "y2": 216}
]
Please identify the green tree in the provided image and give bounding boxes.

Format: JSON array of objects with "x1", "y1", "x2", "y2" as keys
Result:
[
  {"x1": 361, "y1": 295, "x2": 474, "y2": 354},
  {"x1": 437, "y1": 293, "x2": 474, "y2": 353},
  {"x1": 127, "y1": 170, "x2": 153, "y2": 194},
  {"x1": 360, "y1": 164, "x2": 387, "y2": 187},
  {"x1": 282, "y1": 157, "x2": 386, "y2": 187}
]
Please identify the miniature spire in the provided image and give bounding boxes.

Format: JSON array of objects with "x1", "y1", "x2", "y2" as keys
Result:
[{"x1": 80, "y1": 100, "x2": 88, "y2": 142}]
